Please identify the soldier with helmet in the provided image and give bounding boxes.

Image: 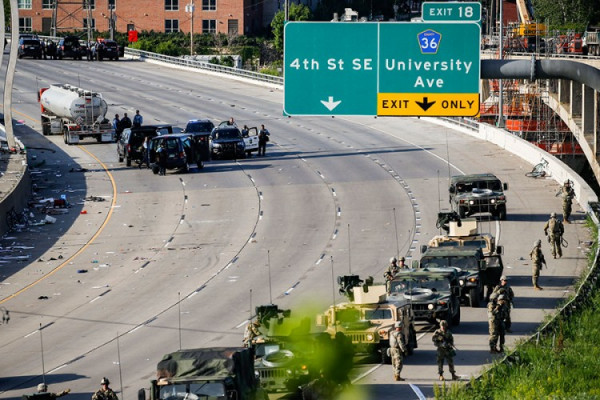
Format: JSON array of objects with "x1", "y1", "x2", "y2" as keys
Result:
[
  {"x1": 389, "y1": 321, "x2": 407, "y2": 381},
  {"x1": 398, "y1": 256, "x2": 407, "y2": 269},
  {"x1": 92, "y1": 378, "x2": 118, "y2": 400},
  {"x1": 243, "y1": 319, "x2": 261, "y2": 347},
  {"x1": 489, "y1": 294, "x2": 509, "y2": 353},
  {"x1": 544, "y1": 212, "x2": 564, "y2": 259},
  {"x1": 384, "y1": 257, "x2": 400, "y2": 292},
  {"x1": 530, "y1": 239, "x2": 547, "y2": 290},
  {"x1": 556, "y1": 180, "x2": 575, "y2": 223},
  {"x1": 490, "y1": 276, "x2": 515, "y2": 332},
  {"x1": 432, "y1": 320, "x2": 458, "y2": 381},
  {"x1": 34, "y1": 383, "x2": 70, "y2": 399}
]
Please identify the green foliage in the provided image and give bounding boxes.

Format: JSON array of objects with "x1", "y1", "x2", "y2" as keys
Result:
[
  {"x1": 532, "y1": 0, "x2": 600, "y2": 29},
  {"x1": 271, "y1": 3, "x2": 313, "y2": 53}
]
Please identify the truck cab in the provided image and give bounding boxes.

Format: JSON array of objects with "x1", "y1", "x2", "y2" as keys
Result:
[{"x1": 449, "y1": 173, "x2": 508, "y2": 220}]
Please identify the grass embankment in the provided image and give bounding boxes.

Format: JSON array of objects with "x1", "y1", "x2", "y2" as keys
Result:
[{"x1": 436, "y1": 218, "x2": 600, "y2": 400}]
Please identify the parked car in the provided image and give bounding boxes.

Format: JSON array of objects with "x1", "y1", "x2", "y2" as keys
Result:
[
  {"x1": 18, "y1": 38, "x2": 43, "y2": 59},
  {"x1": 57, "y1": 36, "x2": 84, "y2": 60},
  {"x1": 183, "y1": 119, "x2": 215, "y2": 135},
  {"x1": 210, "y1": 125, "x2": 246, "y2": 159},
  {"x1": 149, "y1": 133, "x2": 195, "y2": 173},
  {"x1": 94, "y1": 39, "x2": 120, "y2": 61},
  {"x1": 117, "y1": 125, "x2": 173, "y2": 167}
]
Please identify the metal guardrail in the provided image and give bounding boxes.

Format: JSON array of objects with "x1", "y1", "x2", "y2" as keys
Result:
[{"x1": 124, "y1": 48, "x2": 284, "y2": 86}]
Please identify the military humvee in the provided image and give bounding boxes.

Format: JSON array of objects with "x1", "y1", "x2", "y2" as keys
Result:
[
  {"x1": 415, "y1": 246, "x2": 504, "y2": 307},
  {"x1": 388, "y1": 267, "x2": 461, "y2": 326},
  {"x1": 138, "y1": 347, "x2": 268, "y2": 400},
  {"x1": 425, "y1": 217, "x2": 503, "y2": 257},
  {"x1": 316, "y1": 275, "x2": 417, "y2": 364},
  {"x1": 449, "y1": 173, "x2": 508, "y2": 220}
]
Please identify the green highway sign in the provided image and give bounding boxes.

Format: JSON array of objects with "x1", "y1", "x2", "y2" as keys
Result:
[
  {"x1": 422, "y1": 2, "x2": 481, "y2": 22},
  {"x1": 283, "y1": 22, "x2": 481, "y2": 117}
]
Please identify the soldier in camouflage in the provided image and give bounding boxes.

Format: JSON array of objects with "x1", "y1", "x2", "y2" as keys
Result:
[
  {"x1": 242, "y1": 320, "x2": 261, "y2": 347},
  {"x1": 488, "y1": 295, "x2": 509, "y2": 353},
  {"x1": 556, "y1": 180, "x2": 575, "y2": 223},
  {"x1": 92, "y1": 378, "x2": 118, "y2": 400},
  {"x1": 544, "y1": 212, "x2": 564, "y2": 259},
  {"x1": 384, "y1": 257, "x2": 400, "y2": 293},
  {"x1": 389, "y1": 321, "x2": 407, "y2": 381},
  {"x1": 490, "y1": 276, "x2": 515, "y2": 332},
  {"x1": 432, "y1": 320, "x2": 458, "y2": 381},
  {"x1": 530, "y1": 239, "x2": 546, "y2": 290}
]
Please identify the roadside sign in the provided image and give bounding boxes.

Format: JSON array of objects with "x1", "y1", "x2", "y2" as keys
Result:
[
  {"x1": 421, "y1": 2, "x2": 481, "y2": 22},
  {"x1": 283, "y1": 22, "x2": 480, "y2": 117}
]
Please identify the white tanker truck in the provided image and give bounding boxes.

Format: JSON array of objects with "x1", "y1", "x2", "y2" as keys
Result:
[{"x1": 38, "y1": 84, "x2": 114, "y2": 144}]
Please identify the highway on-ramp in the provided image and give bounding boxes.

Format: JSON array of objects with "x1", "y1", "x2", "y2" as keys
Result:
[{"x1": 0, "y1": 57, "x2": 590, "y2": 399}]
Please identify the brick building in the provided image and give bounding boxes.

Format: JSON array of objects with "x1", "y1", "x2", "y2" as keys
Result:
[{"x1": 16, "y1": 0, "x2": 266, "y2": 36}]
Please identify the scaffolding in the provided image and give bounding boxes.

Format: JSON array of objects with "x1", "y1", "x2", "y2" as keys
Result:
[{"x1": 50, "y1": 0, "x2": 94, "y2": 41}]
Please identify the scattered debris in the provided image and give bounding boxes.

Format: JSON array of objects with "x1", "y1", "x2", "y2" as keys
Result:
[
  {"x1": 77, "y1": 269, "x2": 88, "y2": 273},
  {"x1": 85, "y1": 196, "x2": 105, "y2": 202},
  {"x1": 69, "y1": 168, "x2": 88, "y2": 173},
  {"x1": 38, "y1": 296, "x2": 48, "y2": 300}
]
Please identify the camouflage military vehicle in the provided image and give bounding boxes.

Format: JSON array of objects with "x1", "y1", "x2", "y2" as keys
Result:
[
  {"x1": 449, "y1": 173, "x2": 508, "y2": 220},
  {"x1": 316, "y1": 275, "x2": 417, "y2": 364},
  {"x1": 138, "y1": 347, "x2": 268, "y2": 400},
  {"x1": 415, "y1": 247, "x2": 504, "y2": 307},
  {"x1": 387, "y1": 267, "x2": 461, "y2": 326},
  {"x1": 250, "y1": 304, "x2": 315, "y2": 393},
  {"x1": 424, "y1": 216, "x2": 503, "y2": 257}
]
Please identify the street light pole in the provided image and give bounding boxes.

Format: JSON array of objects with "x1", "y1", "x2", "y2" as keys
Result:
[{"x1": 189, "y1": 1, "x2": 195, "y2": 56}]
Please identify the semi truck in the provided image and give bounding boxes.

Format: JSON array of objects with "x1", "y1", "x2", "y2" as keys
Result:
[{"x1": 38, "y1": 84, "x2": 114, "y2": 144}]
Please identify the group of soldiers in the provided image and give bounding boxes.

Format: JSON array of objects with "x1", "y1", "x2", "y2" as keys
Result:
[{"x1": 30, "y1": 378, "x2": 117, "y2": 400}]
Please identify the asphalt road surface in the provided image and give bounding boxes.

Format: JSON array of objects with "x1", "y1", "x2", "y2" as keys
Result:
[{"x1": 0, "y1": 56, "x2": 591, "y2": 400}]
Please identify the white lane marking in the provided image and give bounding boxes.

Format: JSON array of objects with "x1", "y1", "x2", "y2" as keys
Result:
[
  {"x1": 49, "y1": 364, "x2": 67, "y2": 373},
  {"x1": 130, "y1": 325, "x2": 143, "y2": 334},
  {"x1": 409, "y1": 383, "x2": 427, "y2": 400},
  {"x1": 236, "y1": 320, "x2": 249, "y2": 329},
  {"x1": 351, "y1": 364, "x2": 381, "y2": 384},
  {"x1": 496, "y1": 219, "x2": 501, "y2": 245},
  {"x1": 24, "y1": 330, "x2": 38, "y2": 338}
]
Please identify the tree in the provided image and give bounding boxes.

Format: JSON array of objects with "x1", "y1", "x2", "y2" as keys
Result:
[
  {"x1": 532, "y1": 0, "x2": 600, "y2": 29},
  {"x1": 271, "y1": 3, "x2": 312, "y2": 53}
]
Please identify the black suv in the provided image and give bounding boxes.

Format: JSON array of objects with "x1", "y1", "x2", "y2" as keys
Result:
[
  {"x1": 57, "y1": 36, "x2": 83, "y2": 60},
  {"x1": 210, "y1": 126, "x2": 246, "y2": 159},
  {"x1": 94, "y1": 39, "x2": 120, "y2": 61},
  {"x1": 149, "y1": 134, "x2": 195, "y2": 173},
  {"x1": 449, "y1": 173, "x2": 508, "y2": 220},
  {"x1": 117, "y1": 125, "x2": 173, "y2": 167},
  {"x1": 18, "y1": 38, "x2": 43, "y2": 59}
]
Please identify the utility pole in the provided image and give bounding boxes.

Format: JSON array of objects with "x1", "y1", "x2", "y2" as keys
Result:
[
  {"x1": 186, "y1": 1, "x2": 195, "y2": 56},
  {"x1": 109, "y1": 1, "x2": 115, "y2": 40}
]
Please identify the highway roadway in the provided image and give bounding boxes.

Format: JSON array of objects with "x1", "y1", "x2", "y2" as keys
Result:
[{"x1": 0, "y1": 56, "x2": 591, "y2": 400}]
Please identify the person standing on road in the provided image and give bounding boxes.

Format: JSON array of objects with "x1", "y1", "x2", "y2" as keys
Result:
[
  {"x1": 544, "y1": 212, "x2": 564, "y2": 258},
  {"x1": 157, "y1": 142, "x2": 167, "y2": 176},
  {"x1": 120, "y1": 113, "x2": 132, "y2": 133},
  {"x1": 490, "y1": 276, "x2": 515, "y2": 332},
  {"x1": 489, "y1": 294, "x2": 509, "y2": 353},
  {"x1": 133, "y1": 110, "x2": 143, "y2": 127},
  {"x1": 530, "y1": 239, "x2": 546, "y2": 290},
  {"x1": 432, "y1": 320, "x2": 458, "y2": 381},
  {"x1": 258, "y1": 124, "x2": 270, "y2": 156},
  {"x1": 139, "y1": 136, "x2": 151, "y2": 169},
  {"x1": 389, "y1": 321, "x2": 407, "y2": 381},
  {"x1": 92, "y1": 378, "x2": 118, "y2": 400},
  {"x1": 112, "y1": 114, "x2": 121, "y2": 140},
  {"x1": 556, "y1": 180, "x2": 575, "y2": 223}
]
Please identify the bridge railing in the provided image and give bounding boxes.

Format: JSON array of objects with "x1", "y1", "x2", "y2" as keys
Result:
[{"x1": 124, "y1": 48, "x2": 284, "y2": 86}]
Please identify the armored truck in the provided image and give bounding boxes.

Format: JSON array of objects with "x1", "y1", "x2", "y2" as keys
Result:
[
  {"x1": 449, "y1": 173, "x2": 508, "y2": 220},
  {"x1": 425, "y1": 217, "x2": 502, "y2": 257},
  {"x1": 416, "y1": 247, "x2": 504, "y2": 307},
  {"x1": 388, "y1": 267, "x2": 461, "y2": 326},
  {"x1": 138, "y1": 347, "x2": 267, "y2": 400},
  {"x1": 316, "y1": 276, "x2": 417, "y2": 363}
]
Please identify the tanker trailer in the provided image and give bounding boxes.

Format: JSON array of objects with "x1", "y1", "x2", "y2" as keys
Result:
[{"x1": 38, "y1": 84, "x2": 114, "y2": 144}]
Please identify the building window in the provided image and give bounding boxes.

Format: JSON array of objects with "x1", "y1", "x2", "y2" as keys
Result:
[
  {"x1": 42, "y1": 17, "x2": 52, "y2": 32},
  {"x1": 165, "y1": 0, "x2": 179, "y2": 11},
  {"x1": 42, "y1": 0, "x2": 54, "y2": 9},
  {"x1": 202, "y1": 19, "x2": 216, "y2": 34},
  {"x1": 165, "y1": 19, "x2": 179, "y2": 33},
  {"x1": 85, "y1": 0, "x2": 95, "y2": 10},
  {"x1": 108, "y1": 0, "x2": 116, "y2": 10},
  {"x1": 18, "y1": 0, "x2": 32, "y2": 9},
  {"x1": 19, "y1": 17, "x2": 32, "y2": 31},
  {"x1": 83, "y1": 18, "x2": 96, "y2": 30},
  {"x1": 202, "y1": 0, "x2": 216, "y2": 11},
  {"x1": 228, "y1": 19, "x2": 238, "y2": 35}
]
